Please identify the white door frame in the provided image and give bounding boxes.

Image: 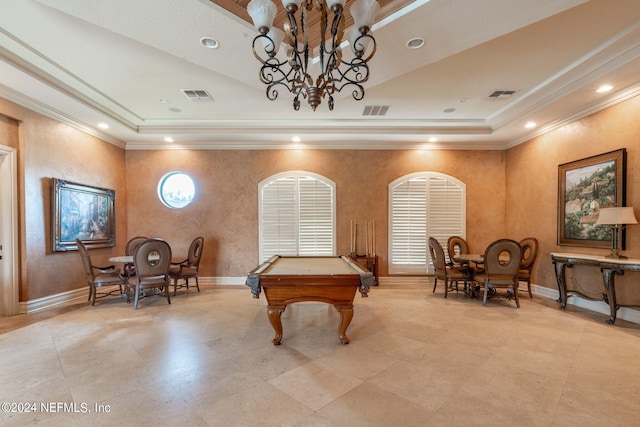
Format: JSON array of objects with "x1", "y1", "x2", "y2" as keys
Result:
[{"x1": 0, "y1": 144, "x2": 19, "y2": 316}]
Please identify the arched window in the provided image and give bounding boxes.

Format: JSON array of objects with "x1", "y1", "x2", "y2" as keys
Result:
[
  {"x1": 388, "y1": 172, "x2": 466, "y2": 274},
  {"x1": 259, "y1": 171, "x2": 336, "y2": 262}
]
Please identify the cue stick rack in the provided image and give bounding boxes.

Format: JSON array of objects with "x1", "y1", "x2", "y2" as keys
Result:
[{"x1": 349, "y1": 220, "x2": 379, "y2": 285}]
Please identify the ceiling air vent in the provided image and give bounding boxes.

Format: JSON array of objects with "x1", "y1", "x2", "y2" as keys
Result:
[
  {"x1": 182, "y1": 89, "x2": 214, "y2": 102},
  {"x1": 362, "y1": 105, "x2": 390, "y2": 116},
  {"x1": 488, "y1": 90, "x2": 516, "y2": 99}
]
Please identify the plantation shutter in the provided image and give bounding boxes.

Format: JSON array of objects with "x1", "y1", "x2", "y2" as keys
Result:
[
  {"x1": 298, "y1": 176, "x2": 335, "y2": 256},
  {"x1": 259, "y1": 172, "x2": 335, "y2": 262},
  {"x1": 389, "y1": 177, "x2": 428, "y2": 274},
  {"x1": 389, "y1": 173, "x2": 466, "y2": 275},
  {"x1": 260, "y1": 175, "x2": 297, "y2": 260},
  {"x1": 427, "y1": 176, "x2": 465, "y2": 246}
]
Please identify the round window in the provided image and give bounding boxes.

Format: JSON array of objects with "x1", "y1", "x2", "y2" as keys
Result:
[{"x1": 158, "y1": 172, "x2": 195, "y2": 208}]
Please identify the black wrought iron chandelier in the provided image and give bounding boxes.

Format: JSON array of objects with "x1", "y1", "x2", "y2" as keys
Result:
[{"x1": 247, "y1": 0, "x2": 380, "y2": 111}]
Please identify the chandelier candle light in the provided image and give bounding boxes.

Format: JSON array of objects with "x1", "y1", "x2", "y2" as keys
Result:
[
  {"x1": 596, "y1": 206, "x2": 638, "y2": 259},
  {"x1": 247, "y1": 0, "x2": 380, "y2": 111}
]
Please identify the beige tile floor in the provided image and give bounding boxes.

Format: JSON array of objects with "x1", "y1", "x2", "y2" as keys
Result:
[{"x1": 1, "y1": 283, "x2": 639, "y2": 427}]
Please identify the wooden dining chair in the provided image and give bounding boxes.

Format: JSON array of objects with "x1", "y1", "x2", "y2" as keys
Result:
[
  {"x1": 518, "y1": 237, "x2": 539, "y2": 298},
  {"x1": 428, "y1": 237, "x2": 468, "y2": 298},
  {"x1": 128, "y1": 238, "x2": 172, "y2": 309},
  {"x1": 447, "y1": 235, "x2": 470, "y2": 268},
  {"x1": 169, "y1": 237, "x2": 204, "y2": 296},
  {"x1": 123, "y1": 236, "x2": 149, "y2": 281},
  {"x1": 76, "y1": 239, "x2": 124, "y2": 306},
  {"x1": 476, "y1": 239, "x2": 522, "y2": 308}
]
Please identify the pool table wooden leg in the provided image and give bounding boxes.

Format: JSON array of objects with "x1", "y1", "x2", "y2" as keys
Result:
[
  {"x1": 267, "y1": 305, "x2": 286, "y2": 345},
  {"x1": 336, "y1": 304, "x2": 354, "y2": 344}
]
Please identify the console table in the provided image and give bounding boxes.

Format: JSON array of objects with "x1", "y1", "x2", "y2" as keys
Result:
[{"x1": 551, "y1": 252, "x2": 640, "y2": 324}]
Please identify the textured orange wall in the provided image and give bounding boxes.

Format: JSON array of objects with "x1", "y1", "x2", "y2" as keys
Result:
[
  {"x1": 4, "y1": 92, "x2": 639, "y2": 301},
  {"x1": 0, "y1": 115, "x2": 19, "y2": 149},
  {"x1": 506, "y1": 94, "x2": 640, "y2": 296},
  {"x1": 126, "y1": 149, "x2": 506, "y2": 278},
  {"x1": 0, "y1": 99, "x2": 127, "y2": 301}
]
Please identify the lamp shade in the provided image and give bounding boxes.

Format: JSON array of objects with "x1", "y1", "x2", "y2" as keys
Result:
[
  {"x1": 262, "y1": 27, "x2": 284, "y2": 54},
  {"x1": 596, "y1": 207, "x2": 638, "y2": 225},
  {"x1": 348, "y1": 27, "x2": 371, "y2": 55},
  {"x1": 280, "y1": 0, "x2": 302, "y2": 9},
  {"x1": 327, "y1": 0, "x2": 347, "y2": 8},
  {"x1": 350, "y1": 0, "x2": 380, "y2": 30},
  {"x1": 247, "y1": 0, "x2": 277, "y2": 31}
]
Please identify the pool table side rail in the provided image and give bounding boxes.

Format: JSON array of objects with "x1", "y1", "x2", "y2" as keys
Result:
[{"x1": 246, "y1": 255, "x2": 373, "y2": 298}]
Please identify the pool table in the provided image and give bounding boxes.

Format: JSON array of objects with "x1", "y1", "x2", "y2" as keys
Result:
[{"x1": 246, "y1": 255, "x2": 373, "y2": 345}]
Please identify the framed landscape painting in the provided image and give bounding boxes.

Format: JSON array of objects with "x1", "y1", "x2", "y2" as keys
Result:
[
  {"x1": 52, "y1": 178, "x2": 116, "y2": 251},
  {"x1": 557, "y1": 149, "x2": 626, "y2": 248}
]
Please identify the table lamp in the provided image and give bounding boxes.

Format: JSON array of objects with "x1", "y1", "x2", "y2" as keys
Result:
[{"x1": 596, "y1": 206, "x2": 638, "y2": 258}]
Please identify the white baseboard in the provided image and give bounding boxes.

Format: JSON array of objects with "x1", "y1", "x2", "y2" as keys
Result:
[
  {"x1": 21, "y1": 287, "x2": 90, "y2": 313},
  {"x1": 18, "y1": 277, "x2": 640, "y2": 324},
  {"x1": 378, "y1": 276, "x2": 431, "y2": 285},
  {"x1": 531, "y1": 283, "x2": 640, "y2": 324},
  {"x1": 20, "y1": 279, "x2": 246, "y2": 313}
]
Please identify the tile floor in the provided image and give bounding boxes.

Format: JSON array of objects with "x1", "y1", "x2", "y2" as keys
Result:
[{"x1": 1, "y1": 283, "x2": 639, "y2": 426}]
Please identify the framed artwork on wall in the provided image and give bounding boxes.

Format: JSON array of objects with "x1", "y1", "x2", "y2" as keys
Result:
[
  {"x1": 557, "y1": 149, "x2": 626, "y2": 248},
  {"x1": 52, "y1": 178, "x2": 116, "y2": 251}
]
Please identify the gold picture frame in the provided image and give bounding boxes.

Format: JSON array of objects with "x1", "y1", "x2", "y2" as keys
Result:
[
  {"x1": 557, "y1": 149, "x2": 626, "y2": 248},
  {"x1": 52, "y1": 178, "x2": 116, "y2": 251}
]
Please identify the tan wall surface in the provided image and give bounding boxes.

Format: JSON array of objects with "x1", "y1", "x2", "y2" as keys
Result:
[
  {"x1": 0, "y1": 115, "x2": 19, "y2": 149},
  {"x1": 0, "y1": 99, "x2": 127, "y2": 301},
  {"x1": 126, "y1": 149, "x2": 507, "y2": 278},
  {"x1": 5, "y1": 91, "x2": 639, "y2": 303},
  {"x1": 506, "y1": 94, "x2": 640, "y2": 300}
]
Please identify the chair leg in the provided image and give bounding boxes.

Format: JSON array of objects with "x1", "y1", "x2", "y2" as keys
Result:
[
  {"x1": 165, "y1": 284, "x2": 171, "y2": 305},
  {"x1": 173, "y1": 277, "x2": 179, "y2": 296},
  {"x1": 483, "y1": 283, "x2": 489, "y2": 306},
  {"x1": 527, "y1": 280, "x2": 532, "y2": 298},
  {"x1": 133, "y1": 285, "x2": 140, "y2": 309},
  {"x1": 195, "y1": 277, "x2": 200, "y2": 292},
  {"x1": 432, "y1": 278, "x2": 438, "y2": 293},
  {"x1": 444, "y1": 279, "x2": 448, "y2": 298},
  {"x1": 514, "y1": 282, "x2": 520, "y2": 308}
]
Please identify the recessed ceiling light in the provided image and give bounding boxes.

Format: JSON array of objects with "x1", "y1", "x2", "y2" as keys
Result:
[
  {"x1": 164, "y1": 136, "x2": 174, "y2": 143},
  {"x1": 97, "y1": 122, "x2": 109, "y2": 130},
  {"x1": 292, "y1": 136, "x2": 301, "y2": 143},
  {"x1": 458, "y1": 97, "x2": 470, "y2": 103},
  {"x1": 406, "y1": 38, "x2": 424, "y2": 49},
  {"x1": 200, "y1": 37, "x2": 219, "y2": 49},
  {"x1": 525, "y1": 121, "x2": 536, "y2": 129},
  {"x1": 158, "y1": 98, "x2": 170, "y2": 104},
  {"x1": 428, "y1": 137, "x2": 438, "y2": 143},
  {"x1": 443, "y1": 108, "x2": 456, "y2": 113},
  {"x1": 169, "y1": 107, "x2": 182, "y2": 113},
  {"x1": 597, "y1": 84, "x2": 613, "y2": 93}
]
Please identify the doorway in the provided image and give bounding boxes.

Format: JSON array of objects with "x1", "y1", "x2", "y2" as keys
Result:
[{"x1": 0, "y1": 145, "x2": 19, "y2": 316}]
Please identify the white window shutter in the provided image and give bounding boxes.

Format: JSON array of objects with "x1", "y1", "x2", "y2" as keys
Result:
[
  {"x1": 389, "y1": 172, "x2": 466, "y2": 275},
  {"x1": 260, "y1": 175, "x2": 298, "y2": 261},
  {"x1": 389, "y1": 176, "x2": 427, "y2": 274},
  {"x1": 259, "y1": 172, "x2": 336, "y2": 262},
  {"x1": 298, "y1": 176, "x2": 335, "y2": 256}
]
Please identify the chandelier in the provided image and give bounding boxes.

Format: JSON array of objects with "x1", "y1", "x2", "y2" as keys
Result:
[{"x1": 247, "y1": 0, "x2": 380, "y2": 111}]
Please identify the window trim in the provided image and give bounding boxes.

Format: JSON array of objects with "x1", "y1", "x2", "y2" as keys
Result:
[{"x1": 157, "y1": 171, "x2": 196, "y2": 209}]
